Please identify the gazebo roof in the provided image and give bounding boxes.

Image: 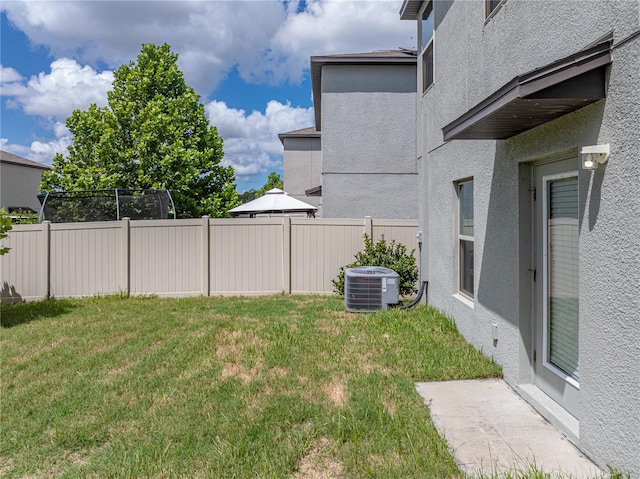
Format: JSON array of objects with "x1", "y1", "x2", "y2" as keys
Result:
[{"x1": 228, "y1": 188, "x2": 317, "y2": 217}]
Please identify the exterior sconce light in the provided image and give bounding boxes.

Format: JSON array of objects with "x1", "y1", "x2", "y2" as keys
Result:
[{"x1": 580, "y1": 144, "x2": 609, "y2": 170}]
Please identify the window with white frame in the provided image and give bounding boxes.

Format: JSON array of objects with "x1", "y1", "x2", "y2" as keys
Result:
[
  {"x1": 420, "y1": 2, "x2": 434, "y2": 92},
  {"x1": 458, "y1": 180, "x2": 474, "y2": 298}
]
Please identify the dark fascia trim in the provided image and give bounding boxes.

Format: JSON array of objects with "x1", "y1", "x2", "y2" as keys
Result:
[
  {"x1": 278, "y1": 127, "x2": 321, "y2": 145},
  {"x1": 399, "y1": 0, "x2": 423, "y2": 20},
  {"x1": 442, "y1": 38, "x2": 612, "y2": 141},
  {"x1": 311, "y1": 54, "x2": 417, "y2": 130},
  {"x1": 305, "y1": 185, "x2": 322, "y2": 197},
  {"x1": 0, "y1": 153, "x2": 51, "y2": 171}
]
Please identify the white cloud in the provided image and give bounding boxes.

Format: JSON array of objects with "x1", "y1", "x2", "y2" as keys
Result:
[
  {"x1": 206, "y1": 99, "x2": 314, "y2": 181},
  {"x1": 0, "y1": 134, "x2": 69, "y2": 166},
  {"x1": 1, "y1": 0, "x2": 414, "y2": 189},
  {"x1": 245, "y1": 0, "x2": 415, "y2": 84},
  {"x1": 0, "y1": 64, "x2": 24, "y2": 83},
  {"x1": 1, "y1": 58, "x2": 113, "y2": 120},
  {"x1": 1, "y1": 0, "x2": 289, "y2": 94},
  {"x1": 1, "y1": 1, "x2": 413, "y2": 94}
]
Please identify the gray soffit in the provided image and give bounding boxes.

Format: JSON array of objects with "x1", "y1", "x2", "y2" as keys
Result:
[
  {"x1": 399, "y1": 0, "x2": 422, "y2": 20},
  {"x1": 0, "y1": 150, "x2": 51, "y2": 170},
  {"x1": 311, "y1": 51, "x2": 417, "y2": 130},
  {"x1": 442, "y1": 39, "x2": 612, "y2": 141}
]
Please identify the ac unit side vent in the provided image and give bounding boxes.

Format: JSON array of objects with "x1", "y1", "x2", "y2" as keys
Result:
[{"x1": 345, "y1": 266, "x2": 399, "y2": 312}]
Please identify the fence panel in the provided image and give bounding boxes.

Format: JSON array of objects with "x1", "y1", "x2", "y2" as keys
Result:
[
  {"x1": 49, "y1": 222, "x2": 121, "y2": 298},
  {"x1": 290, "y1": 218, "x2": 366, "y2": 294},
  {"x1": 209, "y1": 218, "x2": 284, "y2": 295},
  {"x1": 0, "y1": 224, "x2": 45, "y2": 302},
  {"x1": 1, "y1": 217, "x2": 418, "y2": 302},
  {"x1": 372, "y1": 219, "x2": 420, "y2": 260},
  {"x1": 130, "y1": 219, "x2": 203, "y2": 296}
]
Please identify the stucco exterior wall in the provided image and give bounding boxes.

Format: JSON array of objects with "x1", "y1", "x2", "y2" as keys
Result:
[
  {"x1": 415, "y1": 0, "x2": 639, "y2": 475},
  {"x1": 0, "y1": 162, "x2": 46, "y2": 212},
  {"x1": 282, "y1": 136, "x2": 322, "y2": 209},
  {"x1": 321, "y1": 64, "x2": 418, "y2": 219}
]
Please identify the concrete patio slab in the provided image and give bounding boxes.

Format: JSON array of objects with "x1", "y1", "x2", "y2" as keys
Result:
[{"x1": 415, "y1": 379, "x2": 601, "y2": 478}]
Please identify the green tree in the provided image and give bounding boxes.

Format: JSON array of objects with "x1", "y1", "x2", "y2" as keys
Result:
[
  {"x1": 0, "y1": 208, "x2": 12, "y2": 255},
  {"x1": 237, "y1": 172, "x2": 284, "y2": 205},
  {"x1": 40, "y1": 43, "x2": 239, "y2": 218},
  {"x1": 257, "y1": 172, "x2": 284, "y2": 196},
  {"x1": 238, "y1": 189, "x2": 259, "y2": 204}
]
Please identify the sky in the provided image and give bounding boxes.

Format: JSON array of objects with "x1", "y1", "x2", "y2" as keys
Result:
[{"x1": 0, "y1": 0, "x2": 415, "y2": 192}]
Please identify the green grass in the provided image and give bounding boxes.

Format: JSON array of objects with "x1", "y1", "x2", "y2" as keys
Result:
[{"x1": 2, "y1": 294, "x2": 502, "y2": 478}]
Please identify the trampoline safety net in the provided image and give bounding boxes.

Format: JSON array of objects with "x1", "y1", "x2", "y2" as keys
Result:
[{"x1": 37, "y1": 189, "x2": 175, "y2": 223}]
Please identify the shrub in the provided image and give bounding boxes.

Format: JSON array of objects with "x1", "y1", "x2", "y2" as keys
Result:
[
  {"x1": 1, "y1": 208, "x2": 13, "y2": 255},
  {"x1": 332, "y1": 234, "x2": 418, "y2": 297}
]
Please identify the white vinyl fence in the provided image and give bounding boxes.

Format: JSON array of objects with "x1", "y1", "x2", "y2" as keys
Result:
[{"x1": 0, "y1": 216, "x2": 418, "y2": 302}]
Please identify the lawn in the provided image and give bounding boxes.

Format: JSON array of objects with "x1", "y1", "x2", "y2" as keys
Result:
[{"x1": 0, "y1": 295, "x2": 502, "y2": 478}]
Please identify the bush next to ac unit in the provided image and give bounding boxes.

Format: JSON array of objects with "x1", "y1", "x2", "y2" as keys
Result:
[{"x1": 332, "y1": 234, "x2": 418, "y2": 297}]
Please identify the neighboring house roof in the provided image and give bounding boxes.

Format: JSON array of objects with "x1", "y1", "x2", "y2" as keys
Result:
[
  {"x1": 0, "y1": 150, "x2": 51, "y2": 170},
  {"x1": 228, "y1": 188, "x2": 318, "y2": 217},
  {"x1": 310, "y1": 50, "x2": 417, "y2": 130},
  {"x1": 278, "y1": 126, "x2": 321, "y2": 145}
]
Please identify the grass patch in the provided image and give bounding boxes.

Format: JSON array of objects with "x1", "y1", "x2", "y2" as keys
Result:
[{"x1": 2, "y1": 295, "x2": 503, "y2": 477}]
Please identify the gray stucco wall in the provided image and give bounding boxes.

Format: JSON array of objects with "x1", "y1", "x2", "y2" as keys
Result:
[
  {"x1": 415, "y1": 0, "x2": 639, "y2": 475},
  {"x1": 282, "y1": 136, "x2": 322, "y2": 209},
  {"x1": 321, "y1": 64, "x2": 418, "y2": 219},
  {"x1": 0, "y1": 162, "x2": 46, "y2": 212}
]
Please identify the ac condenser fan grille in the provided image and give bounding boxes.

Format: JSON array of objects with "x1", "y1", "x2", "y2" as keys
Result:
[
  {"x1": 344, "y1": 266, "x2": 399, "y2": 312},
  {"x1": 345, "y1": 276, "x2": 383, "y2": 311}
]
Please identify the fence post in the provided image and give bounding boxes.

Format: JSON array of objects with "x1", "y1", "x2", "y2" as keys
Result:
[
  {"x1": 282, "y1": 215, "x2": 291, "y2": 294},
  {"x1": 364, "y1": 216, "x2": 373, "y2": 240},
  {"x1": 41, "y1": 221, "x2": 51, "y2": 300},
  {"x1": 121, "y1": 217, "x2": 130, "y2": 295},
  {"x1": 201, "y1": 215, "x2": 210, "y2": 296}
]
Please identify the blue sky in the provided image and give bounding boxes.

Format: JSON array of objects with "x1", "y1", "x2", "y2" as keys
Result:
[{"x1": 1, "y1": 1, "x2": 414, "y2": 192}]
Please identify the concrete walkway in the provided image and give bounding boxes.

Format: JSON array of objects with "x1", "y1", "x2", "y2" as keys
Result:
[{"x1": 415, "y1": 379, "x2": 601, "y2": 478}]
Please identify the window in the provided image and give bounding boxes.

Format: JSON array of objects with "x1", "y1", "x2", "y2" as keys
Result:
[
  {"x1": 420, "y1": 2, "x2": 434, "y2": 92},
  {"x1": 486, "y1": 0, "x2": 503, "y2": 18},
  {"x1": 458, "y1": 180, "x2": 474, "y2": 298}
]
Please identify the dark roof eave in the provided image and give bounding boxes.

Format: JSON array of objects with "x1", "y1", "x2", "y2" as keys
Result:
[
  {"x1": 442, "y1": 38, "x2": 612, "y2": 141},
  {"x1": 305, "y1": 185, "x2": 322, "y2": 197},
  {"x1": 399, "y1": 0, "x2": 422, "y2": 20},
  {"x1": 0, "y1": 150, "x2": 51, "y2": 170},
  {"x1": 278, "y1": 127, "x2": 321, "y2": 145}
]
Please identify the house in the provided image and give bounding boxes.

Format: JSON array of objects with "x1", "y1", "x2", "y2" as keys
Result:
[
  {"x1": 278, "y1": 126, "x2": 322, "y2": 214},
  {"x1": 400, "y1": 0, "x2": 640, "y2": 476},
  {"x1": 281, "y1": 50, "x2": 419, "y2": 219},
  {"x1": 0, "y1": 150, "x2": 50, "y2": 214}
]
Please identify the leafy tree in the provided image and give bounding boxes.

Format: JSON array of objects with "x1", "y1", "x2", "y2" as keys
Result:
[
  {"x1": 237, "y1": 172, "x2": 284, "y2": 205},
  {"x1": 0, "y1": 208, "x2": 12, "y2": 255},
  {"x1": 258, "y1": 172, "x2": 283, "y2": 196},
  {"x1": 332, "y1": 234, "x2": 418, "y2": 298},
  {"x1": 238, "y1": 189, "x2": 259, "y2": 204},
  {"x1": 40, "y1": 43, "x2": 239, "y2": 218}
]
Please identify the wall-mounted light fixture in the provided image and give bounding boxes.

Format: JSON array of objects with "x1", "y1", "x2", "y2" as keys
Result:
[{"x1": 580, "y1": 144, "x2": 609, "y2": 170}]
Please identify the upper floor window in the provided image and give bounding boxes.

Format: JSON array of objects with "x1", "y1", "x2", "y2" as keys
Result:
[{"x1": 420, "y1": 2, "x2": 434, "y2": 92}]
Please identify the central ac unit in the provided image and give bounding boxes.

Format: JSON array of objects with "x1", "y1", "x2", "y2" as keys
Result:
[{"x1": 344, "y1": 266, "x2": 399, "y2": 312}]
